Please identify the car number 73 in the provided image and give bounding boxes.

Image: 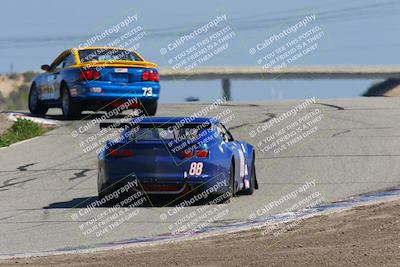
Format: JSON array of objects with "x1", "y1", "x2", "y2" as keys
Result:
[{"x1": 142, "y1": 87, "x2": 153, "y2": 96}]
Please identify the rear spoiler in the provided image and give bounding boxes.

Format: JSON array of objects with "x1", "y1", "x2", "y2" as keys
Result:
[
  {"x1": 100, "y1": 122, "x2": 135, "y2": 129},
  {"x1": 76, "y1": 60, "x2": 157, "y2": 69},
  {"x1": 99, "y1": 122, "x2": 212, "y2": 129}
]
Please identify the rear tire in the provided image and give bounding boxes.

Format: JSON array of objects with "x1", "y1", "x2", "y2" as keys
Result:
[
  {"x1": 61, "y1": 85, "x2": 81, "y2": 120},
  {"x1": 141, "y1": 100, "x2": 157, "y2": 116},
  {"x1": 98, "y1": 185, "x2": 115, "y2": 207},
  {"x1": 28, "y1": 84, "x2": 48, "y2": 116},
  {"x1": 98, "y1": 191, "x2": 113, "y2": 207}
]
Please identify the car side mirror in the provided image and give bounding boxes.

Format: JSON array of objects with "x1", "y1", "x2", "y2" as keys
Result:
[{"x1": 41, "y1": 64, "x2": 50, "y2": 71}]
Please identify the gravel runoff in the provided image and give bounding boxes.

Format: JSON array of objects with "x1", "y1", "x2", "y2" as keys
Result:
[{"x1": 1, "y1": 198, "x2": 399, "y2": 267}]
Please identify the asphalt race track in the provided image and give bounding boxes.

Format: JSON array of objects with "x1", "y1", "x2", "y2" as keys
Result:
[{"x1": 1, "y1": 97, "x2": 400, "y2": 256}]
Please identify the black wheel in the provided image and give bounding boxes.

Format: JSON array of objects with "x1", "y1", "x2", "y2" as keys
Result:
[
  {"x1": 141, "y1": 100, "x2": 158, "y2": 116},
  {"x1": 98, "y1": 191, "x2": 113, "y2": 207},
  {"x1": 241, "y1": 158, "x2": 256, "y2": 195},
  {"x1": 98, "y1": 183, "x2": 114, "y2": 207},
  {"x1": 61, "y1": 85, "x2": 81, "y2": 120},
  {"x1": 28, "y1": 84, "x2": 48, "y2": 115},
  {"x1": 207, "y1": 164, "x2": 234, "y2": 204},
  {"x1": 98, "y1": 190, "x2": 106, "y2": 201}
]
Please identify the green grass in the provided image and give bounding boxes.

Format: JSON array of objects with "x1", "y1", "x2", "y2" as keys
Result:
[{"x1": 0, "y1": 118, "x2": 48, "y2": 147}]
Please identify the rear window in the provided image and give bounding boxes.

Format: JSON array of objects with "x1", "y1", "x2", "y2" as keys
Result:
[
  {"x1": 127, "y1": 127, "x2": 200, "y2": 142},
  {"x1": 78, "y1": 49, "x2": 142, "y2": 63}
]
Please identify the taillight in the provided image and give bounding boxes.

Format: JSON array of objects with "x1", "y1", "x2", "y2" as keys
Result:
[
  {"x1": 80, "y1": 69, "x2": 100, "y2": 80},
  {"x1": 180, "y1": 150, "x2": 208, "y2": 158},
  {"x1": 196, "y1": 150, "x2": 209, "y2": 158},
  {"x1": 181, "y1": 150, "x2": 194, "y2": 158},
  {"x1": 142, "y1": 70, "x2": 159, "y2": 82},
  {"x1": 109, "y1": 149, "x2": 134, "y2": 157}
]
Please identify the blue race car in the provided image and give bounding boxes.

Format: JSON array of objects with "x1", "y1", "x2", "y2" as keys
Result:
[
  {"x1": 28, "y1": 47, "x2": 160, "y2": 119},
  {"x1": 97, "y1": 117, "x2": 258, "y2": 200}
]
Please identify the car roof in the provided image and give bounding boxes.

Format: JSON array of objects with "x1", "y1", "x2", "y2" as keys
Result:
[{"x1": 132, "y1": 117, "x2": 219, "y2": 124}]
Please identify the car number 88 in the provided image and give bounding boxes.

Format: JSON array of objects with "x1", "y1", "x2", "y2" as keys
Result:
[{"x1": 189, "y1": 162, "x2": 203, "y2": 176}]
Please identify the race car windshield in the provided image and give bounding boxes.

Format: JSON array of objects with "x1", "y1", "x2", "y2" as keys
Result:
[
  {"x1": 127, "y1": 127, "x2": 201, "y2": 142},
  {"x1": 78, "y1": 49, "x2": 143, "y2": 63}
]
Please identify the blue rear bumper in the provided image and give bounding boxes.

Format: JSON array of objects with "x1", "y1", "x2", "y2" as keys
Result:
[
  {"x1": 70, "y1": 80, "x2": 160, "y2": 102},
  {"x1": 100, "y1": 171, "x2": 229, "y2": 195}
]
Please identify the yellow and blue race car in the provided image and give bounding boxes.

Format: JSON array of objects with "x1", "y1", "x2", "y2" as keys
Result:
[{"x1": 28, "y1": 47, "x2": 160, "y2": 119}]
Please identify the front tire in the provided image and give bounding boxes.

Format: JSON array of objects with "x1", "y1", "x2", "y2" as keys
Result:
[
  {"x1": 61, "y1": 85, "x2": 81, "y2": 120},
  {"x1": 228, "y1": 162, "x2": 235, "y2": 198},
  {"x1": 240, "y1": 158, "x2": 256, "y2": 195},
  {"x1": 28, "y1": 84, "x2": 48, "y2": 116}
]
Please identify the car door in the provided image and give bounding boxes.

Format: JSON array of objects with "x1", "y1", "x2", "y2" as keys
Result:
[{"x1": 42, "y1": 53, "x2": 70, "y2": 100}]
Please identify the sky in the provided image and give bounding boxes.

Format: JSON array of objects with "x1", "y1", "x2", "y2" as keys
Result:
[{"x1": 0, "y1": 0, "x2": 399, "y2": 102}]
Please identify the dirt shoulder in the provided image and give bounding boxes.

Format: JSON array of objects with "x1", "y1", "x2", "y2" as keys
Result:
[
  {"x1": 0, "y1": 75, "x2": 25, "y2": 98},
  {"x1": 0, "y1": 114, "x2": 13, "y2": 134},
  {"x1": 2, "y1": 199, "x2": 400, "y2": 267}
]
